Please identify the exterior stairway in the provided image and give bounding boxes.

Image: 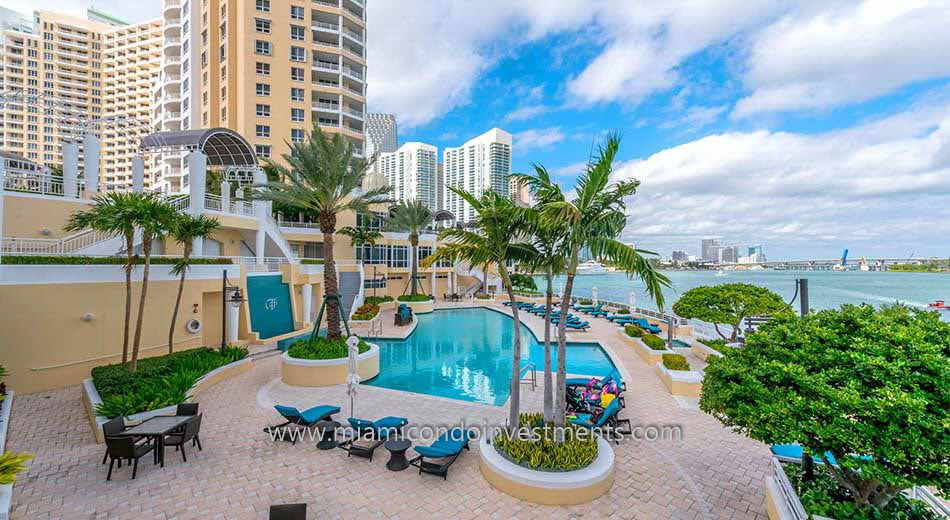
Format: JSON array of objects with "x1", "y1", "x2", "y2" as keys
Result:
[{"x1": 338, "y1": 270, "x2": 363, "y2": 318}]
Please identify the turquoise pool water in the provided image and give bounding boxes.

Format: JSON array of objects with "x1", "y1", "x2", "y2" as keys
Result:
[{"x1": 365, "y1": 307, "x2": 617, "y2": 406}]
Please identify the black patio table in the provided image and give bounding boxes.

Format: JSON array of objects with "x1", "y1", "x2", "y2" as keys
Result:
[{"x1": 120, "y1": 415, "x2": 194, "y2": 468}]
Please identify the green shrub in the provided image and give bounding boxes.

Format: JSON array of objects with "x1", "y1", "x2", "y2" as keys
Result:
[
  {"x1": 397, "y1": 294, "x2": 432, "y2": 302},
  {"x1": 509, "y1": 273, "x2": 537, "y2": 291},
  {"x1": 492, "y1": 413, "x2": 598, "y2": 472},
  {"x1": 698, "y1": 338, "x2": 730, "y2": 354},
  {"x1": 287, "y1": 336, "x2": 369, "y2": 360},
  {"x1": 624, "y1": 325, "x2": 643, "y2": 338},
  {"x1": 301, "y1": 259, "x2": 324, "y2": 265},
  {"x1": 0, "y1": 452, "x2": 32, "y2": 485},
  {"x1": 578, "y1": 298, "x2": 593, "y2": 305},
  {"x1": 4, "y1": 255, "x2": 231, "y2": 265},
  {"x1": 364, "y1": 295, "x2": 393, "y2": 305},
  {"x1": 351, "y1": 303, "x2": 379, "y2": 320},
  {"x1": 642, "y1": 334, "x2": 666, "y2": 350},
  {"x1": 474, "y1": 292, "x2": 491, "y2": 300},
  {"x1": 92, "y1": 346, "x2": 247, "y2": 418},
  {"x1": 662, "y1": 353, "x2": 690, "y2": 371},
  {"x1": 616, "y1": 308, "x2": 630, "y2": 314}
]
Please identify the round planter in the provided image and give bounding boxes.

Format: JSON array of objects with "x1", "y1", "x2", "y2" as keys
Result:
[
  {"x1": 399, "y1": 299, "x2": 434, "y2": 314},
  {"x1": 478, "y1": 436, "x2": 615, "y2": 505},
  {"x1": 281, "y1": 342, "x2": 380, "y2": 387}
]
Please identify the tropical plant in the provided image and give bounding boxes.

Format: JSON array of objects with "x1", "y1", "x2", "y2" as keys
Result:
[
  {"x1": 351, "y1": 303, "x2": 379, "y2": 321},
  {"x1": 672, "y1": 283, "x2": 787, "y2": 341},
  {"x1": 642, "y1": 334, "x2": 666, "y2": 350},
  {"x1": 624, "y1": 324, "x2": 643, "y2": 338},
  {"x1": 364, "y1": 295, "x2": 393, "y2": 305},
  {"x1": 509, "y1": 273, "x2": 537, "y2": 292},
  {"x1": 396, "y1": 294, "x2": 432, "y2": 302},
  {"x1": 0, "y1": 452, "x2": 32, "y2": 485},
  {"x1": 253, "y1": 125, "x2": 391, "y2": 338},
  {"x1": 287, "y1": 336, "x2": 369, "y2": 360},
  {"x1": 492, "y1": 413, "x2": 598, "y2": 472},
  {"x1": 385, "y1": 199, "x2": 434, "y2": 296},
  {"x1": 423, "y1": 188, "x2": 533, "y2": 430},
  {"x1": 167, "y1": 214, "x2": 220, "y2": 355},
  {"x1": 701, "y1": 304, "x2": 949, "y2": 512},
  {"x1": 338, "y1": 223, "x2": 383, "y2": 250},
  {"x1": 662, "y1": 353, "x2": 690, "y2": 371},
  {"x1": 534, "y1": 134, "x2": 670, "y2": 429},
  {"x1": 697, "y1": 337, "x2": 730, "y2": 354}
]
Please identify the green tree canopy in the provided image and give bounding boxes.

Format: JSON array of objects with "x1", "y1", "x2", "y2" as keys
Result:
[
  {"x1": 700, "y1": 304, "x2": 950, "y2": 511},
  {"x1": 509, "y1": 273, "x2": 537, "y2": 291},
  {"x1": 672, "y1": 283, "x2": 787, "y2": 340}
]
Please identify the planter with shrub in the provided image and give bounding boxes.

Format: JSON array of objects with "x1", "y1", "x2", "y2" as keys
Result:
[
  {"x1": 397, "y1": 294, "x2": 434, "y2": 313},
  {"x1": 692, "y1": 338, "x2": 729, "y2": 361},
  {"x1": 654, "y1": 353, "x2": 703, "y2": 397},
  {"x1": 364, "y1": 295, "x2": 394, "y2": 309},
  {"x1": 479, "y1": 413, "x2": 615, "y2": 505},
  {"x1": 281, "y1": 336, "x2": 379, "y2": 387},
  {"x1": 475, "y1": 292, "x2": 492, "y2": 300},
  {"x1": 619, "y1": 329, "x2": 672, "y2": 365},
  {"x1": 350, "y1": 302, "x2": 380, "y2": 322},
  {"x1": 2, "y1": 255, "x2": 232, "y2": 266}
]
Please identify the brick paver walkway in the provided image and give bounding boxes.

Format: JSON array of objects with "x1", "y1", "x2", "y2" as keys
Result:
[{"x1": 7, "y1": 304, "x2": 771, "y2": 519}]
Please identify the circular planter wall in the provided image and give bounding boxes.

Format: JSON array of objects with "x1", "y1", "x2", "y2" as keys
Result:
[
  {"x1": 478, "y1": 436, "x2": 615, "y2": 505},
  {"x1": 400, "y1": 299, "x2": 434, "y2": 314},
  {"x1": 281, "y1": 342, "x2": 380, "y2": 387}
]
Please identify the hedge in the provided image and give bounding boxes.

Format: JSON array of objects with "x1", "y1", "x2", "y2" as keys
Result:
[
  {"x1": 624, "y1": 325, "x2": 643, "y2": 338},
  {"x1": 364, "y1": 295, "x2": 393, "y2": 305},
  {"x1": 301, "y1": 259, "x2": 324, "y2": 265},
  {"x1": 642, "y1": 334, "x2": 666, "y2": 350},
  {"x1": 662, "y1": 353, "x2": 690, "y2": 371},
  {"x1": 698, "y1": 338, "x2": 730, "y2": 354},
  {"x1": 397, "y1": 294, "x2": 432, "y2": 302},
  {"x1": 4, "y1": 255, "x2": 232, "y2": 265},
  {"x1": 351, "y1": 302, "x2": 379, "y2": 321},
  {"x1": 287, "y1": 336, "x2": 369, "y2": 360}
]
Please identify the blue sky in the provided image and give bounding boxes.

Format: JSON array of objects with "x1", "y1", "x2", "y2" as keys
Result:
[{"x1": 16, "y1": 1, "x2": 950, "y2": 260}]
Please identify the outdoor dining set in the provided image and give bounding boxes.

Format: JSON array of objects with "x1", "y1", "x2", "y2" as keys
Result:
[{"x1": 100, "y1": 403, "x2": 203, "y2": 480}]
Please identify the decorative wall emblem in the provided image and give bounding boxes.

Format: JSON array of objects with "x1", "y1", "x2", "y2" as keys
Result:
[{"x1": 265, "y1": 298, "x2": 278, "y2": 311}]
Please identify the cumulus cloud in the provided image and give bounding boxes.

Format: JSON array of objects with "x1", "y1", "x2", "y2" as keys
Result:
[
  {"x1": 513, "y1": 127, "x2": 566, "y2": 150},
  {"x1": 9, "y1": 1, "x2": 159, "y2": 22}
]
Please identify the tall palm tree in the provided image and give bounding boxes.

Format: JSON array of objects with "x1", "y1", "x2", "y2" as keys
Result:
[
  {"x1": 167, "y1": 213, "x2": 220, "y2": 355},
  {"x1": 65, "y1": 192, "x2": 143, "y2": 365},
  {"x1": 130, "y1": 194, "x2": 177, "y2": 371},
  {"x1": 423, "y1": 188, "x2": 532, "y2": 430},
  {"x1": 512, "y1": 166, "x2": 568, "y2": 424},
  {"x1": 386, "y1": 200, "x2": 433, "y2": 296},
  {"x1": 338, "y1": 223, "x2": 383, "y2": 250},
  {"x1": 540, "y1": 134, "x2": 671, "y2": 428},
  {"x1": 254, "y1": 125, "x2": 391, "y2": 338}
]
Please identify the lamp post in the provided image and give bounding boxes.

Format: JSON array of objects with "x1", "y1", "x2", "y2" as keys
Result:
[{"x1": 221, "y1": 272, "x2": 245, "y2": 352}]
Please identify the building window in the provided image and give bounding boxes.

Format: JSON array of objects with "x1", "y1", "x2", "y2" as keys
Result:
[
  {"x1": 255, "y1": 18, "x2": 271, "y2": 34},
  {"x1": 256, "y1": 62, "x2": 270, "y2": 75},
  {"x1": 255, "y1": 144, "x2": 271, "y2": 158},
  {"x1": 291, "y1": 128, "x2": 305, "y2": 142},
  {"x1": 255, "y1": 125, "x2": 271, "y2": 138},
  {"x1": 256, "y1": 104, "x2": 271, "y2": 117},
  {"x1": 255, "y1": 83, "x2": 270, "y2": 96},
  {"x1": 289, "y1": 46, "x2": 305, "y2": 62},
  {"x1": 290, "y1": 6, "x2": 305, "y2": 20},
  {"x1": 255, "y1": 0, "x2": 270, "y2": 13},
  {"x1": 291, "y1": 108, "x2": 304, "y2": 122},
  {"x1": 290, "y1": 87, "x2": 304, "y2": 102},
  {"x1": 290, "y1": 25, "x2": 305, "y2": 41},
  {"x1": 255, "y1": 40, "x2": 272, "y2": 55},
  {"x1": 290, "y1": 67, "x2": 304, "y2": 81}
]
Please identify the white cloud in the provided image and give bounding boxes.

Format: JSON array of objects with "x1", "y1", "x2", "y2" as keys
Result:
[
  {"x1": 734, "y1": 1, "x2": 950, "y2": 117},
  {"x1": 659, "y1": 105, "x2": 728, "y2": 133},
  {"x1": 504, "y1": 104, "x2": 552, "y2": 122},
  {"x1": 552, "y1": 161, "x2": 589, "y2": 178},
  {"x1": 615, "y1": 98, "x2": 950, "y2": 258},
  {"x1": 513, "y1": 127, "x2": 566, "y2": 150}
]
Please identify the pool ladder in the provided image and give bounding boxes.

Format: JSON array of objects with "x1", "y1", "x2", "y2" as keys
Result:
[{"x1": 519, "y1": 362, "x2": 537, "y2": 391}]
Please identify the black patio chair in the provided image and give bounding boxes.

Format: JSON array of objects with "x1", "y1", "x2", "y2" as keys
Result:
[
  {"x1": 269, "y1": 504, "x2": 306, "y2": 520},
  {"x1": 164, "y1": 414, "x2": 202, "y2": 462},
  {"x1": 176, "y1": 403, "x2": 202, "y2": 449},
  {"x1": 104, "y1": 435, "x2": 154, "y2": 480},
  {"x1": 101, "y1": 417, "x2": 143, "y2": 465}
]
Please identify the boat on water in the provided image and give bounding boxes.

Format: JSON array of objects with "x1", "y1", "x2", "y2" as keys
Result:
[
  {"x1": 928, "y1": 300, "x2": 950, "y2": 310},
  {"x1": 576, "y1": 260, "x2": 608, "y2": 275},
  {"x1": 715, "y1": 270, "x2": 727, "y2": 277}
]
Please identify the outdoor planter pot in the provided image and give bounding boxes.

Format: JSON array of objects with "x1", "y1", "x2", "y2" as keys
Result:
[
  {"x1": 281, "y1": 342, "x2": 380, "y2": 387},
  {"x1": 618, "y1": 333, "x2": 673, "y2": 365},
  {"x1": 400, "y1": 299, "x2": 434, "y2": 314},
  {"x1": 654, "y1": 362, "x2": 703, "y2": 397},
  {"x1": 478, "y1": 435, "x2": 614, "y2": 505}
]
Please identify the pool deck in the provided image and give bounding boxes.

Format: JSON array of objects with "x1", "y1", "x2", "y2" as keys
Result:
[{"x1": 6, "y1": 300, "x2": 770, "y2": 519}]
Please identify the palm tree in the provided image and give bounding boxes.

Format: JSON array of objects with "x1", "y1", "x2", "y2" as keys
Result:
[
  {"x1": 423, "y1": 188, "x2": 532, "y2": 430},
  {"x1": 539, "y1": 134, "x2": 671, "y2": 428},
  {"x1": 254, "y1": 125, "x2": 391, "y2": 338},
  {"x1": 65, "y1": 192, "x2": 143, "y2": 365},
  {"x1": 386, "y1": 200, "x2": 434, "y2": 296},
  {"x1": 512, "y1": 166, "x2": 568, "y2": 424},
  {"x1": 338, "y1": 223, "x2": 383, "y2": 250},
  {"x1": 167, "y1": 213, "x2": 220, "y2": 355},
  {"x1": 130, "y1": 194, "x2": 177, "y2": 371}
]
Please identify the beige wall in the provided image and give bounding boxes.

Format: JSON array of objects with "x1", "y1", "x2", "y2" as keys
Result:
[{"x1": 2, "y1": 194, "x2": 91, "y2": 239}]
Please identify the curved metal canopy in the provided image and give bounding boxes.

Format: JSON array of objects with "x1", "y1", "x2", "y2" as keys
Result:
[
  {"x1": 433, "y1": 209, "x2": 455, "y2": 222},
  {"x1": 139, "y1": 128, "x2": 257, "y2": 167}
]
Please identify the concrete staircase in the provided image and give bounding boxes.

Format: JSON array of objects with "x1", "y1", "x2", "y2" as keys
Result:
[{"x1": 338, "y1": 270, "x2": 363, "y2": 317}]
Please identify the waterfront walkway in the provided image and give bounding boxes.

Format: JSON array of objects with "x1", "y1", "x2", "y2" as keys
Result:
[{"x1": 7, "y1": 303, "x2": 770, "y2": 519}]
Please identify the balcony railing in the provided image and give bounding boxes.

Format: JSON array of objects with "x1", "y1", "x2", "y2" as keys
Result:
[
  {"x1": 313, "y1": 21, "x2": 340, "y2": 31},
  {"x1": 3, "y1": 172, "x2": 85, "y2": 198}
]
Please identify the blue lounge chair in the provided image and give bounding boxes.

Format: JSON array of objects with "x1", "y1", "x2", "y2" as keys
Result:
[
  {"x1": 605, "y1": 313, "x2": 632, "y2": 322},
  {"x1": 339, "y1": 416, "x2": 408, "y2": 461},
  {"x1": 565, "y1": 320, "x2": 591, "y2": 331},
  {"x1": 590, "y1": 306, "x2": 610, "y2": 318},
  {"x1": 265, "y1": 404, "x2": 340, "y2": 444},
  {"x1": 613, "y1": 316, "x2": 646, "y2": 326},
  {"x1": 570, "y1": 398, "x2": 631, "y2": 443},
  {"x1": 770, "y1": 444, "x2": 837, "y2": 465},
  {"x1": 502, "y1": 301, "x2": 514, "y2": 306},
  {"x1": 573, "y1": 302, "x2": 596, "y2": 312},
  {"x1": 580, "y1": 303, "x2": 603, "y2": 315},
  {"x1": 409, "y1": 428, "x2": 476, "y2": 479}
]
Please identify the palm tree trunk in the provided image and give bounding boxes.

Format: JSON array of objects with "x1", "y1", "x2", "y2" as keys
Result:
[
  {"x1": 168, "y1": 244, "x2": 191, "y2": 355},
  {"x1": 321, "y1": 214, "x2": 341, "y2": 338},
  {"x1": 499, "y1": 264, "x2": 521, "y2": 432},
  {"x1": 122, "y1": 231, "x2": 134, "y2": 365},
  {"x1": 130, "y1": 236, "x2": 152, "y2": 371},
  {"x1": 543, "y1": 270, "x2": 554, "y2": 424},
  {"x1": 555, "y1": 261, "x2": 578, "y2": 432},
  {"x1": 409, "y1": 234, "x2": 418, "y2": 296}
]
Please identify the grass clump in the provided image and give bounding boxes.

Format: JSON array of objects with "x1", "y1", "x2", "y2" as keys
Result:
[
  {"x1": 642, "y1": 333, "x2": 666, "y2": 350},
  {"x1": 624, "y1": 325, "x2": 643, "y2": 338},
  {"x1": 93, "y1": 346, "x2": 248, "y2": 418},
  {"x1": 364, "y1": 295, "x2": 393, "y2": 305},
  {"x1": 397, "y1": 294, "x2": 432, "y2": 302},
  {"x1": 287, "y1": 336, "x2": 369, "y2": 360},
  {"x1": 492, "y1": 413, "x2": 598, "y2": 472},
  {"x1": 662, "y1": 353, "x2": 690, "y2": 371},
  {"x1": 615, "y1": 308, "x2": 630, "y2": 314},
  {"x1": 351, "y1": 303, "x2": 379, "y2": 321},
  {"x1": 301, "y1": 259, "x2": 325, "y2": 265},
  {"x1": 578, "y1": 298, "x2": 593, "y2": 305}
]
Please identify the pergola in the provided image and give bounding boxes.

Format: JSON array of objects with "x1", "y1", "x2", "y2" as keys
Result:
[{"x1": 140, "y1": 128, "x2": 260, "y2": 185}]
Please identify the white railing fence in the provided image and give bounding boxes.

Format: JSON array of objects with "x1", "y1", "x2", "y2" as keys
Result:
[
  {"x1": 1, "y1": 229, "x2": 114, "y2": 256},
  {"x1": 4, "y1": 172, "x2": 85, "y2": 198},
  {"x1": 555, "y1": 290, "x2": 689, "y2": 327}
]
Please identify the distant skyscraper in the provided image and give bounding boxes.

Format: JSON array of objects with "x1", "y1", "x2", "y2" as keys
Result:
[
  {"x1": 376, "y1": 142, "x2": 438, "y2": 211},
  {"x1": 0, "y1": 7, "x2": 31, "y2": 33},
  {"x1": 720, "y1": 246, "x2": 739, "y2": 264},
  {"x1": 436, "y1": 162, "x2": 445, "y2": 211},
  {"x1": 443, "y1": 128, "x2": 512, "y2": 223},
  {"x1": 672, "y1": 250, "x2": 689, "y2": 263},
  {"x1": 365, "y1": 114, "x2": 398, "y2": 157},
  {"x1": 701, "y1": 238, "x2": 722, "y2": 262}
]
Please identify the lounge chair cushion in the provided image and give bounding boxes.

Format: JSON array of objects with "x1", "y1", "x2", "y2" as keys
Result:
[
  {"x1": 274, "y1": 405, "x2": 301, "y2": 419},
  {"x1": 414, "y1": 445, "x2": 456, "y2": 458},
  {"x1": 298, "y1": 405, "x2": 340, "y2": 424}
]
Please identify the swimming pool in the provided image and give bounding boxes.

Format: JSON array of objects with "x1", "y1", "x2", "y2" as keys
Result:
[{"x1": 364, "y1": 307, "x2": 617, "y2": 406}]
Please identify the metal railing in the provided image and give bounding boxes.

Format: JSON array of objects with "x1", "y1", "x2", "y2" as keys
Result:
[
  {"x1": 1, "y1": 229, "x2": 113, "y2": 256},
  {"x1": 519, "y1": 362, "x2": 537, "y2": 390},
  {"x1": 3, "y1": 172, "x2": 85, "y2": 198},
  {"x1": 203, "y1": 193, "x2": 252, "y2": 216},
  {"x1": 558, "y1": 291, "x2": 689, "y2": 326}
]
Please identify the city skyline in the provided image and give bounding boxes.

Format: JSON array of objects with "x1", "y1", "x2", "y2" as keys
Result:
[{"x1": 4, "y1": 1, "x2": 950, "y2": 259}]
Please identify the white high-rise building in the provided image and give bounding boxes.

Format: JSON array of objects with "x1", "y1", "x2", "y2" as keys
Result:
[
  {"x1": 365, "y1": 113, "x2": 398, "y2": 157},
  {"x1": 443, "y1": 128, "x2": 512, "y2": 223},
  {"x1": 376, "y1": 142, "x2": 438, "y2": 211}
]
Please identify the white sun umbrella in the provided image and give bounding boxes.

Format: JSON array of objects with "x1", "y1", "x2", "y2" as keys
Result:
[
  {"x1": 591, "y1": 287, "x2": 598, "y2": 305},
  {"x1": 628, "y1": 290, "x2": 637, "y2": 310},
  {"x1": 345, "y1": 335, "x2": 361, "y2": 418}
]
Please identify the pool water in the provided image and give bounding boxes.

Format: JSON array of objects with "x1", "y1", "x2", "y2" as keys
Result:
[{"x1": 364, "y1": 307, "x2": 617, "y2": 406}]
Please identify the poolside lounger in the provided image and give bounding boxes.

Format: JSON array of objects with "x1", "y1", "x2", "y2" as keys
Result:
[
  {"x1": 339, "y1": 416, "x2": 408, "y2": 461},
  {"x1": 565, "y1": 368, "x2": 621, "y2": 389},
  {"x1": 590, "y1": 307, "x2": 611, "y2": 318},
  {"x1": 502, "y1": 301, "x2": 514, "y2": 306},
  {"x1": 580, "y1": 303, "x2": 603, "y2": 315},
  {"x1": 605, "y1": 313, "x2": 632, "y2": 322},
  {"x1": 570, "y1": 398, "x2": 631, "y2": 443},
  {"x1": 564, "y1": 320, "x2": 591, "y2": 331},
  {"x1": 409, "y1": 428, "x2": 476, "y2": 480},
  {"x1": 264, "y1": 405, "x2": 340, "y2": 444}
]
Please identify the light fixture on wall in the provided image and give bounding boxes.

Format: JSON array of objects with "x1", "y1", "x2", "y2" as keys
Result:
[{"x1": 82, "y1": 313, "x2": 95, "y2": 322}]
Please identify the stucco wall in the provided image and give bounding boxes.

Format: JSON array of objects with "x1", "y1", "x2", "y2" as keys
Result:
[{"x1": 2, "y1": 193, "x2": 91, "y2": 239}]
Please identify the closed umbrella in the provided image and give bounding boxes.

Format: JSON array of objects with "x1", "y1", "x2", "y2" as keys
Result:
[
  {"x1": 592, "y1": 287, "x2": 598, "y2": 305},
  {"x1": 628, "y1": 291, "x2": 637, "y2": 310},
  {"x1": 346, "y1": 335, "x2": 361, "y2": 418}
]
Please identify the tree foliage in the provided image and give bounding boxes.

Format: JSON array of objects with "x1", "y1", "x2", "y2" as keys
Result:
[
  {"x1": 672, "y1": 283, "x2": 787, "y2": 340},
  {"x1": 509, "y1": 273, "x2": 537, "y2": 291},
  {"x1": 700, "y1": 304, "x2": 950, "y2": 511}
]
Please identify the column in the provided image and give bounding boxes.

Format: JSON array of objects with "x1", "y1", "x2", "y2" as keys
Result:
[
  {"x1": 187, "y1": 151, "x2": 207, "y2": 216},
  {"x1": 255, "y1": 227, "x2": 266, "y2": 265},
  {"x1": 252, "y1": 168, "x2": 267, "y2": 265},
  {"x1": 0, "y1": 159, "x2": 5, "y2": 264},
  {"x1": 62, "y1": 141, "x2": 79, "y2": 198},
  {"x1": 302, "y1": 283, "x2": 313, "y2": 323},
  {"x1": 83, "y1": 133, "x2": 100, "y2": 194},
  {"x1": 220, "y1": 180, "x2": 230, "y2": 212},
  {"x1": 131, "y1": 156, "x2": 145, "y2": 193},
  {"x1": 227, "y1": 292, "x2": 240, "y2": 343}
]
